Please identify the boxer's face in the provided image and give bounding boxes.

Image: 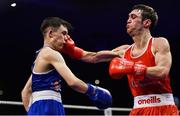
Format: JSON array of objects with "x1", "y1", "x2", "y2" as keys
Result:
[
  {"x1": 51, "y1": 25, "x2": 68, "y2": 50},
  {"x1": 126, "y1": 9, "x2": 144, "y2": 36}
]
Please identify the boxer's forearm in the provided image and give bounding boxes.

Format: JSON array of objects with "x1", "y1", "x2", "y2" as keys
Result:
[
  {"x1": 21, "y1": 89, "x2": 31, "y2": 111},
  {"x1": 80, "y1": 50, "x2": 119, "y2": 63}
]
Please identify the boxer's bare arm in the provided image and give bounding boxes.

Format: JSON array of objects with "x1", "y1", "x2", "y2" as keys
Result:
[
  {"x1": 61, "y1": 35, "x2": 128, "y2": 63},
  {"x1": 146, "y1": 37, "x2": 172, "y2": 78},
  {"x1": 45, "y1": 47, "x2": 88, "y2": 93},
  {"x1": 80, "y1": 50, "x2": 119, "y2": 63},
  {"x1": 112, "y1": 45, "x2": 130, "y2": 58},
  {"x1": 21, "y1": 75, "x2": 32, "y2": 111},
  {"x1": 78, "y1": 45, "x2": 130, "y2": 63}
]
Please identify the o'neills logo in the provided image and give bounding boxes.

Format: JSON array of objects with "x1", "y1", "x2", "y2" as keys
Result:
[{"x1": 138, "y1": 96, "x2": 161, "y2": 105}]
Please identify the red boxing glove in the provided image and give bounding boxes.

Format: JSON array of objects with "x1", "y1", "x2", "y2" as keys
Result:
[
  {"x1": 60, "y1": 36, "x2": 84, "y2": 59},
  {"x1": 109, "y1": 57, "x2": 147, "y2": 79}
]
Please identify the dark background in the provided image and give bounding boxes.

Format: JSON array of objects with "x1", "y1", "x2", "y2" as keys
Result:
[{"x1": 0, "y1": 0, "x2": 179, "y2": 115}]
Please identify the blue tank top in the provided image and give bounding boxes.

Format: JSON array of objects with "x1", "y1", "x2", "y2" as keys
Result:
[
  {"x1": 31, "y1": 49, "x2": 62, "y2": 93},
  {"x1": 32, "y1": 69, "x2": 62, "y2": 93}
]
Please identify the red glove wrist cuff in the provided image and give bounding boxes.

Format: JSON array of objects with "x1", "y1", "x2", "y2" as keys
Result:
[
  {"x1": 71, "y1": 47, "x2": 84, "y2": 59},
  {"x1": 134, "y1": 63, "x2": 147, "y2": 76}
]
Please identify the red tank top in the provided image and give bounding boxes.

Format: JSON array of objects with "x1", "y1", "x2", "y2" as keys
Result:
[{"x1": 124, "y1": 38, "x2": 172, "y2": 97}]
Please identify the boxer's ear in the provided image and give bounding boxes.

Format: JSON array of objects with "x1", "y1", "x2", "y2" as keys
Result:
[{"x1": 143, "y1": 19, "x2": 151, "y2": 28}]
